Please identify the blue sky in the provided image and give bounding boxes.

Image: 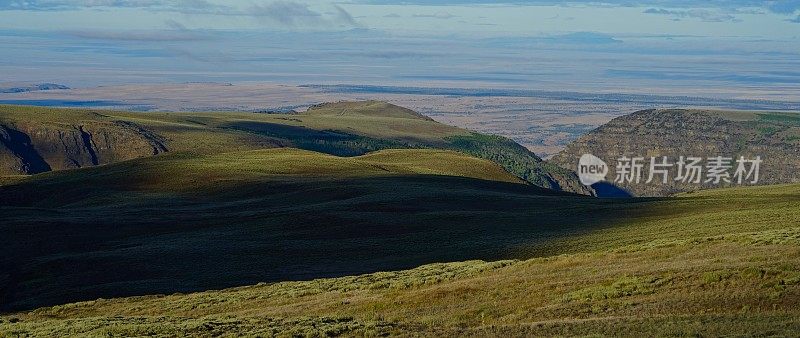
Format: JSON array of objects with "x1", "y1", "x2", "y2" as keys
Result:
[{"x1": 1, "y1": 0, "x2": 799, "y2": 93}]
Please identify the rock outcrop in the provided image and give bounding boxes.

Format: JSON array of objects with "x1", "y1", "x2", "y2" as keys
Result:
[
  {"x1": 552, "y1": 109, "x2": 800, "y2": 196},
  {"x1": 0, "y1": 121, "x2": 166, "y2": 175}
]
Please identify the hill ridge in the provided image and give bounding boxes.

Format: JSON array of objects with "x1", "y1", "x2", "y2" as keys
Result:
[
  {"x1": 301, "y1": 100, "x2": 434, "y2": 121},
  {"x1": 0, "y1": 104, "x2": 592, "y2": 194}
]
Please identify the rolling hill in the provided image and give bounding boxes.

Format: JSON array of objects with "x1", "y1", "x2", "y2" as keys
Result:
[
  {"x1": 552, "y1": 109, "x2": 800, "y2": 196},
  {"x1": 1, "y1": 145, "x2": 612, "y2": 312},
  {"x1": 1, "y1": 183, "x2": 798, "y2": 336},
  {"x1": 0, "y1": 102, "x2": 591, "y2": 194},
  {"x1": 1, "y1": 104, "x2": 799, "y2": 336}
]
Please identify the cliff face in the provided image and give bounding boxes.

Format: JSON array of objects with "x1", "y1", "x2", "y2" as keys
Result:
[
  {"x1": 552, "y1": 109, "x2": 800, "y2": 196},
  {"x1": 0, "y1": 121, "x2": 166, "y2": 175}
]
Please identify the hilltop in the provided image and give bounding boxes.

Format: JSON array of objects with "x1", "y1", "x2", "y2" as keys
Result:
[
  {"x1": 2, "y1": 183, "x2": 798, "y2": 336},
  {"x1": 552, "y1": 109, "x2": 800, "y2": 196},
  {"x1": 301, "y1": 101, "x2": 434, "y2": 121},
  {"x1": 0, "y1": 103, "x2": 590, "y2": 194}
]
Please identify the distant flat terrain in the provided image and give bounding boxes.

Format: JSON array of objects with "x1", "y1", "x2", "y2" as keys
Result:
[{"x1": 3, "y1": 83, "x2": 798, "y2": 158}]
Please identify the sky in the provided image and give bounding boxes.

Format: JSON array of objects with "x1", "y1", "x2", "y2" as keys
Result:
[{"x1": 1, "y1": 0, "x2": 799, "y2": 95}]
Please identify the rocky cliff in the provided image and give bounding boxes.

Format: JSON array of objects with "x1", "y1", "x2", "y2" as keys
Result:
[
  {"x1": 0, "y1": 121, "x2": 166, "y2": 175},
  {"x1": 552, "y1": 109, "x2": 800, "y2": 196}
]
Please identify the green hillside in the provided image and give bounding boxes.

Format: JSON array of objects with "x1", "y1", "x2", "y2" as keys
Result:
[
  {"x1": 0, "y1": 103, "x2": 590, "y2": 194},
  {"x1": 2, "y1": 104, "x2": 798, "y2": 336},
  {"x1": 2, "y1": 183, "x2": 798, "y2": 336},
  {"x1": 301, "y1": 101, "x2": 435, "y2": 121},
  {"x1": 0, "y1": 148, "x2": 523, "y2": 207},
  {"x1": 1, "y1": 145, "x2": 608, "y2": 312}
]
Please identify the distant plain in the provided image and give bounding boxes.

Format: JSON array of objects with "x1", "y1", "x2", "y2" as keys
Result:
[{"x1": 3, "y1": 83, "x2": 799, "y2": 157}]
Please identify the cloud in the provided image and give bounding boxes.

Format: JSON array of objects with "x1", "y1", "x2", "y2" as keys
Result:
[
  {"x1": 354, "y1": 1, "x2": 800, "y2": 16},
  {"x1": 483, "y1": 32, "x2": 622, "y2": 47},
  {"x1": 767, "y1": 0, "x2": 800, "y2": 14},
  {"x1": 333, "y1": 4, "x2": 361, "y2": 27},
  {"x1": 0, "y1": 0, "x2": 234, "y2": 14},
  {"x1": 788, "y1": 14, "x2": 800, "y2": 22},
  {"x1": 548, "y1": 31, "x2": 622, "y2": 44},
  {"x1": 412, "y1": 12, "x2": 457, "y2": 19},
  {"x1": 164, "y1": 19, "x2": 187, "y2": 30},
  {"x1": 66, "y1": 30, "x2": 209, "y2": 41},
  {"x1": 247, "y1": 1, "x2": 361, "y2": 28},
  {"x1": 643, "y1": 8, "x2": 741, "y2": 22},
  {"x1": 383, "y1": 13, "x2": 401, "y2": 18},
  {"x1": 4, "y1": 0, "x2": 797, "y2": 18},
  {"x1": 64, "y1": 18, "x2": 211, "y2": 41},
  {"x1": 248, "y1": 1, "x2": 322, "y2": 26}
]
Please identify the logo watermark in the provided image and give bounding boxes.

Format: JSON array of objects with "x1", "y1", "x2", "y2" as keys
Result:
[
  {"x1": 578, "y1": 154, "x2": 762, "y2": 185},
  {"x1": 578, "y1": 154, "x2": 608, "y2": 185}
]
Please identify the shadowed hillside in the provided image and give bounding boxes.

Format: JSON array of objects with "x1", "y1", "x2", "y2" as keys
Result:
[
  {"x1": 0, "y1": 147, "x2": 608, "y2": 312},
  {"x1": 0, "y1": 103, "x2": 591, "y2": 194},
  {"x1": 3, "y1": 104, "x2": 797, "y2": 336},
  {"x1": 2, "y1": 183, "x2": 798, "y2": 336}
]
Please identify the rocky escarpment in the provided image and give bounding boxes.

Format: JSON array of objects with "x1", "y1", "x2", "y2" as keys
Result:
[
  {"x1": 0, "y1": 121, "x2": 166, "y2": 175},
  {"x1": 552, "y1": 109, "x2": 800, "y2": 196}
]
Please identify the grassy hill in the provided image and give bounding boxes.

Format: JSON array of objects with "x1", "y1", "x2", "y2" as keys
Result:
[
  {"x1": 2, "y1": 104, "x2": 798, "y2": 336},
  {"x1": 301, "y1": 101, "x2": 434, "y2": 121},
  {"x1": 0, "y1": 148, "x2": 523, "y2": 207},
  {"x1": 0, "y1": 103, "x2": 591, "y2": 194},
  {"x1": 552, "y1": 109, "x2": 800, "y2": 196},
  {"x1": 1, "y1": 146, "x2": 615, "y2": 312},
  {"x1": 1, "y1": 183, "x2": 798, "y2": 336}
]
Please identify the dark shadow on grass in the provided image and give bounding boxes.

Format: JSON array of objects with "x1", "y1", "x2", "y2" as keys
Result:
[
  {"x1": 0, "y1": 125, "x2": 51, "y2": 174},
  {"x1": 223, "y1": 121, "x2": 414, "y2": 157},
  {"x1": 0, "y1": 172, "x2": 657, "y2": 313}
]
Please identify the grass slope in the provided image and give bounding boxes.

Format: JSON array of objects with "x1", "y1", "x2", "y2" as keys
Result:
[
  {"x1": 1, "y1": 184, "x2": 799, "y2": 336},
  {"x1": 1, "y1": 147, "x2": 607, "y2": 312},
  {"x1": 1, "y1": 148, "x2": 522, "y2": 206},
  {"x1": 0, "y1": 103, "x2": 590, "y2": 194},
  {"x1": 301, "y1": 101, "x2": 435, "y2": 121}
]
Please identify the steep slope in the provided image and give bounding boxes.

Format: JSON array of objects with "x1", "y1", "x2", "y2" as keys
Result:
[
  {"x1": 3, "y1": 183, "x2": 799, "y2": 336},
  {"x1": 0, "y1": 104, "x2": 591, "y2": 194},
  {"x1": 552, "y1": 109, "x2": 800, "y2": 196},
  {"x1": 0, "y1": 119, "x2": 166, "y2": 175}
]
